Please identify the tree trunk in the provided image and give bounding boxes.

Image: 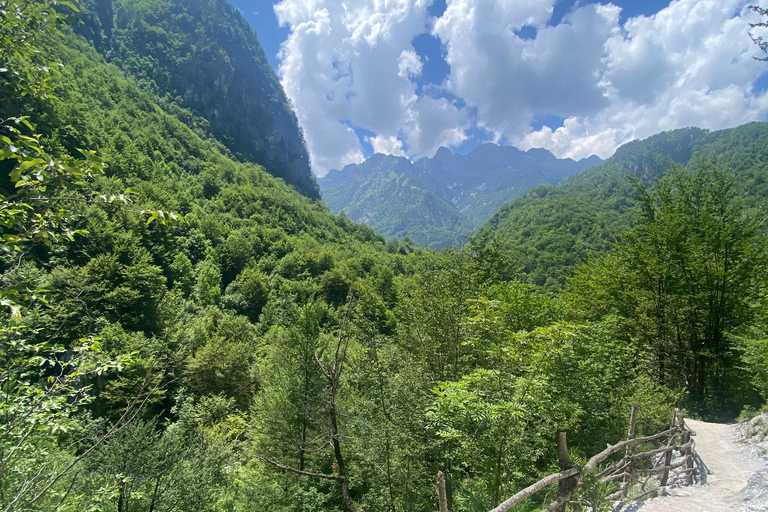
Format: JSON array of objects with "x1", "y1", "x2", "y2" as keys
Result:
[
  {"x1": 555, "y1": 430, "x2": 576, "y2": 512},
  {"x1": 328, "y1": 381, "x2": 356, "y2": 512},
  {"x1": 436, "y1": 471, "x2": 449, "y2": 512}
]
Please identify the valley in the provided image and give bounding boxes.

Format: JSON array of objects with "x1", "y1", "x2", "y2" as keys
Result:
[
  {"x1": 319, "y1": 144, "x2": 602, "y2": 248},
  {"x1": 1, "y1": 1, "x2": 767, "y2": 512}
]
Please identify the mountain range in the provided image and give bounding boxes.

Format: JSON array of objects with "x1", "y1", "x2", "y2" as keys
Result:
[
  {"x1": 5, "y1": 0, "x2": 768, "y2": 509},
  {"x1": 319, "y1": 144, "x2": 602, "y2": 248},
  {"x1": 485, "y1": 122, "x2": 768, "y2": 288}
]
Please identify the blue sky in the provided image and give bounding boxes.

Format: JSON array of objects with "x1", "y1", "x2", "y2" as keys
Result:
[{"x1": 230, "y1": 0, "x2": 768, "y2": 175}]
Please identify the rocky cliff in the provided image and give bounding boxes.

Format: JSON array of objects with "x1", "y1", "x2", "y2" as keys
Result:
[{"x1": 77, "y1": 0, "x2": 319, "y2": 199}]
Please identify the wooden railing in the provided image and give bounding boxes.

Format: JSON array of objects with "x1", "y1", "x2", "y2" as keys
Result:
[{"x1": 436, "y1": 405, "x2": 703, "y2": 512}]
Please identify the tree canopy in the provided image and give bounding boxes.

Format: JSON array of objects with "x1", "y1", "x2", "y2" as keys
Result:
[{"x1": 1, "y1": 1, "x2": 768, "y2": 512}]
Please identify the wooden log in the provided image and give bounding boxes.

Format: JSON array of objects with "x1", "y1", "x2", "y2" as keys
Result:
[
  {"x1": 622, "y1": 403, "x2": 639, "y2": 497},
  {"x1": 555, "y1": 431, "x2": 577, "y2": 512},
  {"x1": 680, "y1": 422, "x2": 693, "y2": 485},
  {"x1": 596, "y1": 459, "x2": 628, "y2": 479},
  {"x1": 608, "y1": 488, "x2": 626, "y2": 501},
  {"x1": 629, "y1": 439, "x2": 691, "y2": 461},
  {"x1": 640, "y1": 439, "x2": 673, "y2": 497},
  {"x1": 659, "y1": 448, "x2": 674, "y2": 487},
  {"x1": 601, "y1": 471, "x2": 630, "y2": 483},
  {"x1": 583, "y1": 427, "x2": 677, "y2": 473},
  {"x1": 488, "y1": 467, "x2": 580, "y2": 512},
  {"x1": 633, "y1": 455, "x2": 691, "y2": 475},
  {"x1": 436, "y1": 471, "x2": 449, "y2": 512},
  {"x1": 543, "y1": 494, "x2": 573, "y2": 512},
  {"x1": 675, "y1": 408, "x2": 689, "y2": 433},
  {"x1": 489, "y1": 408, "x2": 689, "y2": 512}
]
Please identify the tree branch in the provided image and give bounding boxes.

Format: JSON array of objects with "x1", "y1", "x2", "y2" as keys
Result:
[{"x1": 257, "y1": 456, "x2": 344, "y2": 481}]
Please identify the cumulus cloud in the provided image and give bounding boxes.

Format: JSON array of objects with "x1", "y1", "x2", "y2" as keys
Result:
[
  {"x1": 434, "y1": 0, "x2": 617, "y2": 138},
  {"x1": 275, "y1": 0, "x2": 442, "y2": 175},
  {"x1": 515, "y1": 0, "x2": 768, "y2": 159},
  {"x1": 367, "y1": 134, "x2": 406, "y2": 156},
  {"x1": 275, "y1": 0, "x2": 768, "y2": 174},
  {"x1": 398, "y1": 50, "x2": 423, "y2": 79},
  {"x1": 402, "y1": 96, "x2": 469, "y2": 157}
]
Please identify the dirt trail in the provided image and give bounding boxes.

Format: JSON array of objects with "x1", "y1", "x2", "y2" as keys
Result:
[{"x1": 623, "y1": 418, "x2": 767, "y2": 512}]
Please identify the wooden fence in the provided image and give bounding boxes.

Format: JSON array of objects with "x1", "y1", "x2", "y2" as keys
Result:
[{"x1": 436, "y1": 405, "x2": 704, "y2": 512}]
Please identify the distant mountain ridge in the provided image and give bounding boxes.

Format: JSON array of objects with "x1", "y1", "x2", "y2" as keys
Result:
[
  {"x1": 485, "y1": 122, "x2": 768, "y2": 289},
  {"x1": 319, "y1": 144, "x2": 602, "y2": 248}
]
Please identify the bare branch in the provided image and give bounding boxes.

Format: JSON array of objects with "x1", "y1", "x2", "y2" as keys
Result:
[{"x1": 257, "y1": 456, "x2": 344, "y2": 481}]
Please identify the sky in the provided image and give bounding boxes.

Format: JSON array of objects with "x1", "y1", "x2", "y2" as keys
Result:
[{"x1": 230, "y1": 0, "x2": 768, "y2": 176}]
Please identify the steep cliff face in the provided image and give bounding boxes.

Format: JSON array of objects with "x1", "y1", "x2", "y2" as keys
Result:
[{"x1": 78, "y1": 0, "x2": 319, "y2": 199}]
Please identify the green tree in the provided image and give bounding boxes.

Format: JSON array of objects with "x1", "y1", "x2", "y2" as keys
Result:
[
  {"x1": 223, "y1": 266, "x2": 269, "y2": 322},
  {"x1": 0, "y1": 2, "x2": 113, "y2": 509},
  {"x1": 169, "y1": 252, "x2": 195, "y2": 296},
  {"x1": 74, "y1": 398, "x2": 236, "y2": 512},
  {"x1": 195, "y1": 254, "x2": 222, "y2": 306},
  {"x1": 569, "y1": 164, "x2": 765, "y2": 416}
]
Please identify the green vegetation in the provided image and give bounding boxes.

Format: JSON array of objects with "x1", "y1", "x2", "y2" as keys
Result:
[
  {"x1": 488, "y1": 124, "x2": 768, "y2": 289},
  {"x1": 319, "y1": 146, "x2": 600, "y2": 249},
  {"x1": 75, "y1": 0, "x2": 319, "y2": 199},
  {"x1": 1, "y1": 1, "x2": 767, "y2": 512}
]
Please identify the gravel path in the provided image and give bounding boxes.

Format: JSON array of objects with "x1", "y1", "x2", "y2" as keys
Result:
[{"x1": 620, "y1": 418, "x2": 768, "y2": 512}]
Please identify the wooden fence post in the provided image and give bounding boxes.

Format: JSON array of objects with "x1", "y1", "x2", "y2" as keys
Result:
[
  {"x1": 658, "y1": 410, "x2": 677, "y2": 489},
  {"x1": 556, "y1": 430, "x2": 577, "y2": 512},
  {"x1": 676, "y1": 410, "x2": 694, "y2": 485},
  {"x1": 621, "y1": 403, "x2": 639, "y2": 497},
  {"x1": 437, "y1": 471, "x2": 449, "y2": 512}
]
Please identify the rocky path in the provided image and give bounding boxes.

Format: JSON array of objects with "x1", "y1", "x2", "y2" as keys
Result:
[{"x1": 622, "y1": 418, "x2": 768, "y2": 512}]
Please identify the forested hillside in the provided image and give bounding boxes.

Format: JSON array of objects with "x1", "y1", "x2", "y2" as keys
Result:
[
  {"x1": 319, "y1": 145, "x2": 600, "y2": 248},
  {"x1": 74, "y1": 0, "x2": 319, "y2": 199},
  {"x1": 488, "y1": 123, "x2": 768, "y2": 288},
  {"x1": 1, "y1": 2, "x2": 767, "y2": 512}
]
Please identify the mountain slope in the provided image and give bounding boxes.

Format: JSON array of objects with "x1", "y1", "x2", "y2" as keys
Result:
[
  {"x1": 487, "y1": 123, "x2": 768, "y2": 288},
  {"x1": 74, "y1": 0, "x2": 319, "y2": 198},
  {"x1": 319, "y1": 144, "x2": 601, "y2": 248},
  {"x1": 4, "y1": 2, "x2": 766, "y2": 510}
]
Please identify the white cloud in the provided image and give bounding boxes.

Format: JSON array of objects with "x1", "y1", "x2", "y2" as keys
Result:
[
  {"x1": 439, "y1": 0, "x2": 768, "y2": 159},
  {"x1": 434, "y1": 1, "x2": 617, "y2": 138},
  {"x1": 398, "y1": 50, "x2": 423, "y2": 79},
  {"x1": 275, "y1": 0, "x2": 440, "y2": 176},
  {"x1": 276, "y1": 0, "x2": 768, "y2": 175},
  {"x1": 519, "y1": 117, "x2": 620, "y2": 160},
  {"x1": 402, "y1": 96, "x2": 470, "y2": 157},
  {"x1": 367, "y1": 134, "x2": 406, "y2": 156}
]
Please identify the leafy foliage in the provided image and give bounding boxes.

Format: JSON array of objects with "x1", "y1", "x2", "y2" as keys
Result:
[
  {"x1": 2, "y1": 1, "x2": 768, "y2": 512},
  {"x1": 567, "y1": 164, "x2": 766, "y2": 417},
  {"x1": 319, "y1": 147, "x2": 600, "y2": 249},
  {"x1": 488, "y1": 124, "x2": 768, "y2": 289}
]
